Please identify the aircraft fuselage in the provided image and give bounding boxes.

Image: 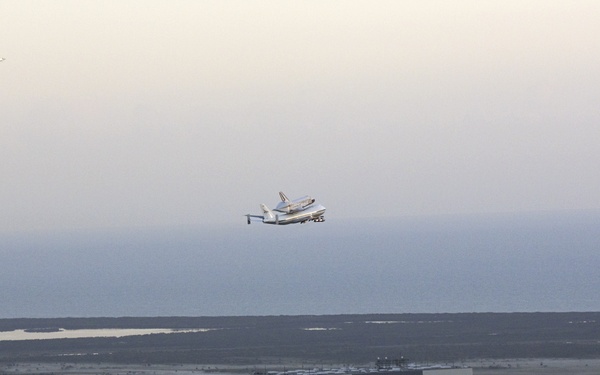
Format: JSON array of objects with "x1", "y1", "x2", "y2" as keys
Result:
[{"x1": 264, "y1": 203, "x2": 326, "y2": 225}]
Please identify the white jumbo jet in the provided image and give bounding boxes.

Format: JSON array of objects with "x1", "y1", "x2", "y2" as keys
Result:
[{"x1": 246, "y1": 192, "x2": 326, "y2": 225}]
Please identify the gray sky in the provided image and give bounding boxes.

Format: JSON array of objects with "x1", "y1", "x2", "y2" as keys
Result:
[{"x1": 2, "y1": 1, "x2": 600, "y2": 232}]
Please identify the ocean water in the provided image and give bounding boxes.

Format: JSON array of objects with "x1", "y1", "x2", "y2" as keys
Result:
[{"x1": 1, "y1": 211, "x2": 599, "y2": 318}]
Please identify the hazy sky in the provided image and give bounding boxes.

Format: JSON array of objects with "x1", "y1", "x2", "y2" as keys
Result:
[{"x1": 2, "y1": 1, "x2": 600, "y2": 232}]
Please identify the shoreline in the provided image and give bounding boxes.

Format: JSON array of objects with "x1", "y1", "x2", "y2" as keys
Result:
[{"x1": 3, "y1": 359, "x2": 600, "y2": 375}]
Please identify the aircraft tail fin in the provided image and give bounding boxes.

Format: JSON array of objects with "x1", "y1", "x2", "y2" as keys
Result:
[
  {"x1": 279, "y1": 191, "x2": 290, "y2": 202},
  {"x1": 260, "y1": 204, "x2": 276, "y2": 221}
]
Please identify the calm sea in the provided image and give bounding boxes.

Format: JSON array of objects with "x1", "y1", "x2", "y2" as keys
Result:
[{"x1": 1, "y1": 211, "x2": 599, "y2": 318}]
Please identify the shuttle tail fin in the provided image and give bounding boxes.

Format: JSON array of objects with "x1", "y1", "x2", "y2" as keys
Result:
[{"x1": 279, "y1": 191, "x2": 290, "y2": 202}]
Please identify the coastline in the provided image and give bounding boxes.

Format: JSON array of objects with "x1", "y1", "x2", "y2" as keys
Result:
[{"x1": 3, "y1": 358, "x2": 600, "y2": 375}]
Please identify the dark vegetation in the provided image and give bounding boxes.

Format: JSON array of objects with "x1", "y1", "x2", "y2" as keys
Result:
[{"x1": 1, "y1": 313, "x2": 599, "y2": 365}]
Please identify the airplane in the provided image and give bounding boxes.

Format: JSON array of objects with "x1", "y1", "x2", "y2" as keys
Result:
[{"x1": 246, "y1": 192, "x2": 326, "y2": 225}]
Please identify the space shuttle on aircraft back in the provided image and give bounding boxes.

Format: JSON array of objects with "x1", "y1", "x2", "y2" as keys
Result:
[
  {"x1": 246, "y1": 192, "x2": 325, "y2": 225},
  {"x1": 274, "y1": 191, "x2": 315, "y2": 214}
]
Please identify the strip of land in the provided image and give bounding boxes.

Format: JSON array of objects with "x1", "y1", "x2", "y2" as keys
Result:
[
  {"x1": 3, "y1": 359, "x2": 600, "y2": 375},
  {"x1": 1, "y1": 313, "x2": 599, "y2": 373}
]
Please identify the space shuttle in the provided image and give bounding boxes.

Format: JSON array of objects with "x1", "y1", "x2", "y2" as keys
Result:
[{"x1": 274, "y1": 191, "x2": 315, "y2": 214}]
